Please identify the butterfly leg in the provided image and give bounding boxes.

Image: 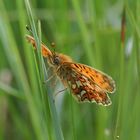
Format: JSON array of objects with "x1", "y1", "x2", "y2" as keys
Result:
[
  {"x1": 54, "y1": 88, "x2": 67, "y2": 98},
  {"x1": 43, "y1": 66, "x2": 54, "y2": 83},
  {"x1": 51, "y1": 78, "x2": 58, "y2": 88},
  {"x1": 43, "y1": 73, "x2": 56, "y2": 84}
]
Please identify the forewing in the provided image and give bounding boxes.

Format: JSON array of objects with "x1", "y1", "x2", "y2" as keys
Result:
[
  {"x1": 69, "y1": 63, "x2": 116, "y2": 93},
  {"x1": 64, "y1": 66, "x2": 111, "y2": 106},
  {"x1": 26, "y1": 35, "x2": 52, "y2": 57}
]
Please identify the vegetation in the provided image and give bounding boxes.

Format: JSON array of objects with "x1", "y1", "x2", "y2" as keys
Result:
[{"x1": 0, "y1": 0, "x2": 140, "y2": 140}]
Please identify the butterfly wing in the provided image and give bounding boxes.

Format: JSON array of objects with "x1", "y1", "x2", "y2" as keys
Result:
[
  {"x1": 67, "y1": 63, "x2": 116, "y2": 93},
  {"x1": 26, "y1": 35, "x2": 52, "y2": 57},
  {"x1": 26, "y1": 35, "x2": 115, "y2": 105},
  {"x1": 59, "y1": 63, "x2": 111, "y2": 106}
]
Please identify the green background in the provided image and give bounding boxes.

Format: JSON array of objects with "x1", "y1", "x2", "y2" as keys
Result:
[{"x1": 0, "y1": 0, "x2": 140, "y2": 140}]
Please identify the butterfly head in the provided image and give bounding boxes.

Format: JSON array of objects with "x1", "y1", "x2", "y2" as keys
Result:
[
  {"x1": 47, "y1": 42, "x2": 72, "y2": 67},
  {"x1": 48, "y1": 53, "x2": 72, "y2": 67}
]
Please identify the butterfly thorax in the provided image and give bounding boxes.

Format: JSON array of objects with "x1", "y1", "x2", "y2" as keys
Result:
[{"x1": 47, "y1": 53, "x2": 72, "y2": 84}]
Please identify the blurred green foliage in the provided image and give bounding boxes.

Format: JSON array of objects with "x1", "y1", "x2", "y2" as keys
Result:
[{"x1": 0, "y1": 0, "x2": 140, "y2": 140}]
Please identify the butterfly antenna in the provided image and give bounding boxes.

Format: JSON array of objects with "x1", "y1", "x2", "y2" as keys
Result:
[
  {"x1": 26, "y1": 25, "x2": 33, "y2": 34},
  {"x1": 51, "y1": 42, "x2": 56, "y2": 55}
]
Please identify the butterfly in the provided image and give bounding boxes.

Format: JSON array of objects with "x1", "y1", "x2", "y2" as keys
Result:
[{"x1": 26, "y1": 35, "x2": 116, "y2": 106}]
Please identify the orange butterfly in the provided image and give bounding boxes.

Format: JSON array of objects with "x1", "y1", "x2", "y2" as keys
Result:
[{"x1": 26, "y1": 35, "x2": 116, "y2": 106}]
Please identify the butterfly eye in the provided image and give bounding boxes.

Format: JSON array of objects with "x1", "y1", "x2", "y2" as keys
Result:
[{"x1": 53, "y1": 56, "x2": 60, "y2": 65}]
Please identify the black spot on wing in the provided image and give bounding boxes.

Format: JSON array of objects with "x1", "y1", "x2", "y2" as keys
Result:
[{"x1": 74, "y1": 64, "x2": 79, "y2": 68}]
